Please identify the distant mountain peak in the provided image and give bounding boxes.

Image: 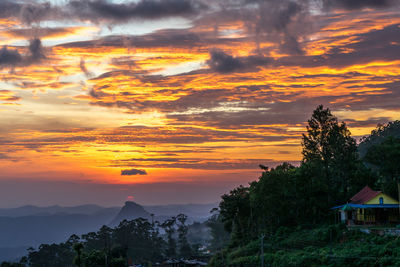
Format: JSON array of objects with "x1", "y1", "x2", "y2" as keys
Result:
[
  {"x1": 110, "y1": 201, "x2": 150, "y2": 226},
  {"x1": 124, "y1": 201, "x2": 142, "y2": 207}
]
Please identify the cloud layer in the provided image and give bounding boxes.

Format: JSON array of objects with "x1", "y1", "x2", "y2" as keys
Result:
[{"x1": 0, "y1": 0, "x2": 399, "y2": 205}]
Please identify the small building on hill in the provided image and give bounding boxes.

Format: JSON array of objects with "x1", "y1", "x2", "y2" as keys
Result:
[
  {"x1": 158, "y1": 259, "x2": 207, "y2": 267},
  {"x1": 332, "y1": 186, "x2": 400, "y2": 225}
]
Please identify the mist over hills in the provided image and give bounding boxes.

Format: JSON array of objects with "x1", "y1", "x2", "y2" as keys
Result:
[
  {"x1": 144, "y1": 202, "x2": 217, "y2": 219},
  {"x1": 0, "y1": 208, "x2": 119, "y2": 262},
  {"x1": 0, "y1": 201, "x2": 217, "y2": 262},
  {"x1": 0, "y1": 204, "x2": 118, "y2": 217},
  {"x1": 0, "y1": 202, "x2": 218, "y2": 219},
  {"x1": 0, "y1": 210, "x2": 118, "y2": 247}
]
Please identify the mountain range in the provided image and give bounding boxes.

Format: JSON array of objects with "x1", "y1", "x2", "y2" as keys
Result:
[
  {"x1": 0, "y1": 204, "x2": 116, "y2": 218},
  {"x1": 0, "y1": 201, "x2": 217, "y2": 262}
]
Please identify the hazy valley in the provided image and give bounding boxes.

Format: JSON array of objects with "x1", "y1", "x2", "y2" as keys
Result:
[{"x1": 0, "y1": 202, "x2": 216, "y2": 262}]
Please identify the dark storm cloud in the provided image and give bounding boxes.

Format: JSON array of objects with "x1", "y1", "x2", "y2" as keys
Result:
[
  {"x1": 0, "y1": 1, "x2": 22, "y2": 19},
  {"x1": 28, "y1": 38, "x2": 45, "y2": 62},
  {"x1": 245, "y1": 0, "x2": 311, "y2": 55},
  {"x1": 322, "y1": 0, "x2": 397, "y2": 10},
  {"x1": 193, "y1": 0, "x2": 311, "y2": 55},
  {"x1": 166, "y1": 89, "x2": 232, "y2": 110},
  {"x1": 268, "y1": 0, "x2": 305, "y2": 54},
  {"x1": 276, "y1": 24, "x2": 400, "y2": 69},
  {"x1": 207, "y1": 50, "x2": 271, "y2": 73},
  {"x1": 0, "y1": 38, "x2": 46, "y2": 69},
  {"x1": 268, "y1": 0, "x2": 303, "y2": 32},
  {"x1": 19, "y1": 1, "x2": 58, "y2": 25},
  {"x1": 5, "y1": 27, "x2": 73, "y2": 39},
  {"x1": 0, "y1": 1, "x2": 59, "y2": 25},
  {"x1": 67, "y1": 0, "x2": 206, "y2": 23},
  {"x1": 0, "y1": 46, "x2": 22, "y2": 68},
  {"x1": 0, "y1": 0, "x2": 207, "y2": 25},
  {"x1": 121, "y1": 169, "x2": 147, "y2": 175},
  {"x1": 207, "y1": 50, "x2": 244, "y2": 73}
]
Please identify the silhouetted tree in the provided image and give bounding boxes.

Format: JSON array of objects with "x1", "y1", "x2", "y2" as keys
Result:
[
  {"x1": 161, "y1": 217, "x2": 177, "y2": 258},
  {"x1": 73, "y1": 243, "x2": 83, "y2": 267},
  {"x1": 176, "y1": 214, "x2": 192, "y2": 258},
  {"x1": 302, "y1": 105, "x2": 359, "y2": 206},
  {"x1": 206, "y1": 208, "x2": 230, "y2": 252},
  {"x1": 219, "y1": 185, "x2": 253, "y2": 246}
]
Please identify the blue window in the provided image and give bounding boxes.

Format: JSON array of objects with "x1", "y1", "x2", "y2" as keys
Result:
[{"x1": 379, "y1": 197, "x2": 384, "y2": 204}]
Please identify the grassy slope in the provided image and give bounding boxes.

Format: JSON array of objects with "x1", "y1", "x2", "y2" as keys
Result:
[{"x1": 209, "y1": 224, "x2": 400, "y2": 267}]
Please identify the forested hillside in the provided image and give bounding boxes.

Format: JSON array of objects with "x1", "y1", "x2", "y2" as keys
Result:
[
  {"x1": 208, "y1": 105, "x2": 400, "y2": 266},
  {"x1": 0, "y1": 214, "x2": 208, "y2": 267}
]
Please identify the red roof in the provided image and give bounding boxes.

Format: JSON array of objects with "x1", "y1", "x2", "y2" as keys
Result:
[{"x1": 350, "y1": 186, "x2": 381, "y2": 204}]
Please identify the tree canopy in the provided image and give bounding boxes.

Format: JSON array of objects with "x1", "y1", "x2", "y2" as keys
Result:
[
  {"x1": 4, "y1": 213, "x2": 204, "y2": 267},
  {"x1": 211, "y1": 105, "x2": 395, "y2": 266}
]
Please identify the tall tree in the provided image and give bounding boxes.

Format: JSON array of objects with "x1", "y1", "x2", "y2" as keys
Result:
[
  {"x1": 128, "y1": 218, "x2": 154, "y2": 263},
  {"x1": 301, "y1": 105, "x2": 358, "y2": 205},
  {"x1": 206, "y1": 208, "x2": 230, "y2": 252},
  {"x1": 161, "y1": 217, "x2": 177, "y2": 258},
  {"x1": 219, "y1": 185, "x2": 253, "y2": 245},
  {"x1": 113, "y1": 219, "x2": 133, "y2": 265},
  {"x1": 176, "y1": 214, "x2": 192, "y2": 258},
  {"x1": 250, "y1": 163, "x2": 298, "y2": 230},
  {"x1": 73, "y1": 243, "x2": 83, "y2": 267},
  {"x1": 27, "y1": 242, "x2": 75, "y2": 267}
]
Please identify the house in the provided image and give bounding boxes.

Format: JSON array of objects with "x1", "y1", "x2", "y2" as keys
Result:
[
  {"x1": 332, "y1": 186, "x2": 400, "y2": 225},
  {"x1": 156, "y1": 259, "x2": 208, "y2": 267}
]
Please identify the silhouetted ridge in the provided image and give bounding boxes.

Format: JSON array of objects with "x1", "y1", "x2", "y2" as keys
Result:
[{"x1": 110, "y1": 201, "x2": 150, "y2": 226}]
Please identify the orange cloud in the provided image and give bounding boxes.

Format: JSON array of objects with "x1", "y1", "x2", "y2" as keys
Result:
[{"x1": 1, "y1": 3, "x2": 400, "y2": 191}]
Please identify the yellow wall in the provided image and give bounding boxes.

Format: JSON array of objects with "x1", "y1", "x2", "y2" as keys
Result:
[
  {"x1": 365, "y1": 193, "x2": 399, "y2": 205},
  {"x1": 356, "y1": 208, "x2": 376, "y2": 222}
]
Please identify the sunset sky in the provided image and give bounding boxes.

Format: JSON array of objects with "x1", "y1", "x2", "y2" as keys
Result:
[{"x1": 1, "y1": 0, "x2": 400, "y2": 207}]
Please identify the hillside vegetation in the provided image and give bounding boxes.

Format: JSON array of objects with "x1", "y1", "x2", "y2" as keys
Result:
[
  {"x1": 208, "y1": 105, "x2": 400, "y2": 266},
  {"x1": 210, "y1": 224, "x2": 400, "y2": 267}
]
